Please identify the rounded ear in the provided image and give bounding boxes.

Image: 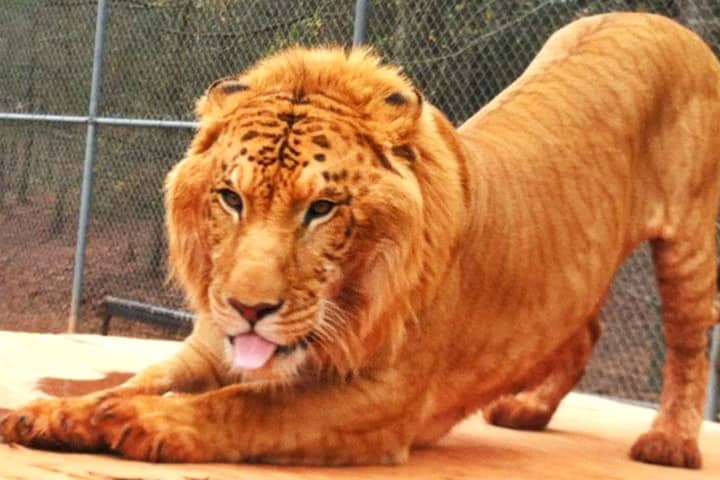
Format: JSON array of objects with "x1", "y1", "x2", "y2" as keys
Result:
[
  {"x1": 366, "y1": 88, "x2": 423, "y2": 141},
  {"x1": 195, "y1": 76, "x2": 250, "y2": 119},
  {"x1": 164, "y1": 153, "x2": 214, "y2": 311}
]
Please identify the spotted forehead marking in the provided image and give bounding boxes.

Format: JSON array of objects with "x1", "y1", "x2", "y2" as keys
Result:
[
  {"x1": 311, "y1": 135, "x2": 331, "y2": 149},
  {"x1": 218, "y1": 93, "x2": 404, "y2": 177},
  {"x1": 231, "y1": 108, "x2": 341, "y2": 171},
  {"x1": 242, "y1": 131, "x2": 258, "y2": 141}
]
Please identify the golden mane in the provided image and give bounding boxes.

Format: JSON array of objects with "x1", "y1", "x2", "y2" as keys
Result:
[{"x1": 197, "y1": 46, "x2": 416, "y2": 120}]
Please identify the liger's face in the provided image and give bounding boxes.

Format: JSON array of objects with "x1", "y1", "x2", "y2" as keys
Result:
[{"x1": 195, "y1": 92, "x2": 419, "y2": 381}]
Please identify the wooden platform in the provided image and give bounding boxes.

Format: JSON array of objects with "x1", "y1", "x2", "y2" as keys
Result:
[{"x1": 0, "y1": 331, "x2": 718, "y2": 479}]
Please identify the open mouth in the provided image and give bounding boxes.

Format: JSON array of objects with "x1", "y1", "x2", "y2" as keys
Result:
[{"x1": 227, "y1": 332, "x2": 314, "y2": 370}]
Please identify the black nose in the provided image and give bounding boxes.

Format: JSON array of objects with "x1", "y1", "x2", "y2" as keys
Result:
[{"x1": 227, "y1": 298, "x2": 284, "y2": 325}]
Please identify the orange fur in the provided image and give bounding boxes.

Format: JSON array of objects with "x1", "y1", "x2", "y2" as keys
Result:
[{"x1": 2, "y1": 12, "x2": 720, "y2": 469}]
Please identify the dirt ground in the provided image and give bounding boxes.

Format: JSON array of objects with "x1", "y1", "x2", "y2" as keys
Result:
[{"x1": 0, "y1": 198, "x2": 190, "y2": 340}]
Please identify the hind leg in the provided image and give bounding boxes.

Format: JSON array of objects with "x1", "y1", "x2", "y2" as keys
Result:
[
  {"x1": 629, "y1": 233, "x2": 717, "y2": 469},
  {"x1": 484, "y1": 316, "x2": 600, "y2": 430}
]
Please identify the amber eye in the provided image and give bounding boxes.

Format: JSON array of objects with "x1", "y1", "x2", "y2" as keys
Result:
[
  {"x1": 304, "y1": 200, "x2": 336, "y2": 226},
  {"x1": 218, "y1": 188, "x2": 243, "y2": 214}
]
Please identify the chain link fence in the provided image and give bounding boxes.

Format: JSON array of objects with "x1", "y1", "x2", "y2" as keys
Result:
[{"x1": 1, "y1": 0, "x2": 719, "y2": 411}]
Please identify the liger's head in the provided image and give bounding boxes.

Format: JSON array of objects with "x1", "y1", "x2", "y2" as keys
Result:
[{"x1": 165, "y1": 47, "x2": 431, "y2": 382}]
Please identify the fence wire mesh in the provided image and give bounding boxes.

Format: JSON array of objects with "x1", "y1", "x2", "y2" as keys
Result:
[
  {"x1": 78, "y1": 125, "x2": 193, "y2": 335},
  {"x1": 100, "y1": 0, "x2": 355, "y2": 120},
  {"x1": 0, "y1": 0, "x2": 719, "y2": 408},
  {"x1": 0, "y1": 1, "x2": 96, "y2": 115},
  {"x1": 0, "y1": 121, "x2": 84, "y2": 330}
]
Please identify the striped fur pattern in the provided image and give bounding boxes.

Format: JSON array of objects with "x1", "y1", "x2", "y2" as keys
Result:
[{"x1": 2, "y1": 12, "x2": 720, "y2": 469}]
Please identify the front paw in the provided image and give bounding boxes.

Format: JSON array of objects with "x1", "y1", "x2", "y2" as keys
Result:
[
  {"x1": 93, "y1": 396, "x2": 212, "y2": 462},
  {"x1": 0, "y1": 395, "x2": 107, "y2": 450},
  {"x1": 630, "y1": 430, "x2": 701, "y2": 469}
]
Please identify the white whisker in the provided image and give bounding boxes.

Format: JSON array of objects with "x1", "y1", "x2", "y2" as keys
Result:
[{"x1": 314, "y1": 298, "x2": 363, "y2": 374}]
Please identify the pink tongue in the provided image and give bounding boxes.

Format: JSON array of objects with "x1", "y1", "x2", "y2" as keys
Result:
[{"x1": 232, "y1": 333, "x2": 277, "y2": 370}]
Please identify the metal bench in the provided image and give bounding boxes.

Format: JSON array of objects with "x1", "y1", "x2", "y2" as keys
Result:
[{"x1": 101, "y1": 296, "x2": 194, "y2": 335}]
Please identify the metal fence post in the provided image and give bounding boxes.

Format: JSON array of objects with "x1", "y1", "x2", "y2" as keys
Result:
[
  {"x1": 67, "y1": 0, "x2": 108, "y2": 333},
  {"x1": 705, "y1": 324, "x2": 720, "y2": 420},
  {"x1": 352, "y1": 0, "x2": 369, "y2": 46}
]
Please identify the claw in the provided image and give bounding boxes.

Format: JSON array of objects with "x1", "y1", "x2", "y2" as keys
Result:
[
  {"x1": 57, "y1": 411, "x2": 69, "y2": 431},
  {"x1": 16, "y1": 414, "x2": 32, "y2": 438},
  {"x1": 111, "y1": 423, "x2": 133, "y2": 451},
  {"x1": 150, "y1": 437, "x2": 166, "y2": 462},
  {"x1": 93, "y1": 400, "x2": 119, "y2": 424}
]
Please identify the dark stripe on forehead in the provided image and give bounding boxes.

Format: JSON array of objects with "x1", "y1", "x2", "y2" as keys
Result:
[
  {"x1": 358, "y1": 133, "x2": 399, "y2": 175},
  {"x1": 272, "y1": 91, "x2": 363, "y2": 120},
  {"x1": 242, "y1": 131, "x2": 259, "y2": 141},
  {"x1": 257, "y1": 120, "x2": 281, "y2": 128},
  {"x1": 302, "y1": 124, "x2": 324, "y2": 134},
  {"x1": 235, "y1": 110, "x2": 277, "y2": 121},
  {"x1": 291, "y1": 91, "x2": 310, "y2": 105},
  {"x1": 391, "y1": 144, "x2": 416, "y2": 162},
  {"x1": 308, "y1": 100, "x2": 365, "y2": 120},
  {"x1": 278, "y1": 112, "x2": 307, "y2": 126},
  {"x1": 278, "y1": 137, "x2": 301, "y2": 169},
  {"x1": 302, "y1": 114, "x2": 363, "y2": 134}
]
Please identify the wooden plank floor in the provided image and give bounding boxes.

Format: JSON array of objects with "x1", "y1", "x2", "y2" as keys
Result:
[{"x1": 0, "y1": 331, "x2": 718, "y2": 479}]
